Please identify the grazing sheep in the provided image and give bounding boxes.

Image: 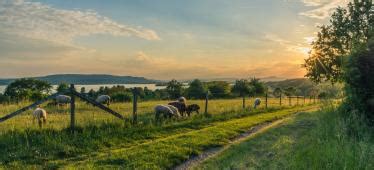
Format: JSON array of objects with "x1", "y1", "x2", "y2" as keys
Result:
[
  {"x1": 55, "y1": 95, "x2": 71, "y2": 108},
  {"x1": 254, "y1": 98, "x2": 261, "y2": 109},
  {"x1": 168, "y1": 101, "x2": 187, "y2": 116},
  {"x1": 96, "y1": 95, "x2": 111, "y2": 106},
  {"x1": 33, "y1": 106, "x2": 47, "y2": 128},
  {"x1": 178, "y1": 97, "x2": 187, "y2": 104},
  {"x1": 186, "y1": 104, "x2": 200, "y2": 116},
  {"x1": 154, "y1": 105, "x2": 180, "y2": 121}
]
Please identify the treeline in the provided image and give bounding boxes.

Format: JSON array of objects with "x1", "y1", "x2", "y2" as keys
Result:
[{"x1": 0, "y1": 77, "x2": 341, "y2": 104}]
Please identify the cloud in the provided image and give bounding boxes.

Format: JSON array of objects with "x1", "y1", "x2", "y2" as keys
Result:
[
  {"x1": 302, "y1": 0, "x2": 324, "y2": 6},
  {"x1": 300, "y1": 0, "x2": 350, "y2": 19},
  {"x1": 264, "y1": 33, "x2": 311, "y2": 56},
  {"x1": 0, "y1": 0, "x2": 160, "y2": 46}
]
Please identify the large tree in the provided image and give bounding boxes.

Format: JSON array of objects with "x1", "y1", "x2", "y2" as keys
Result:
[
  {"x1": 186, "y1": 79, "x2": 206, "y2": 99},
  {"x1": 4, "y1": 78, "x2": 52, "y2": 101},
  {"x1": 166, "y1": 79, "x2": 184, "y2": 99},
  {"x1": 303, "y1": 0, "x2": 374, "y2": 83},
  {"x1": 232, "y1": 79, "x2": 253, "y2": 97}
]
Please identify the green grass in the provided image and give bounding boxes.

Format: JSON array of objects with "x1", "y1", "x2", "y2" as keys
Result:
[
  {"x1": 198, "y1": 105, "x2": 374, "y2": 169},
  {"x1": 0, "y1": 98, "x2": 318, "y2": 169}
]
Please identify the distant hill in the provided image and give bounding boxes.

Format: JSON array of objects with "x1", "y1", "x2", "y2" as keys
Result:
[{"x1": 0, "y1": 74, "x2": 158, "y2": 85}]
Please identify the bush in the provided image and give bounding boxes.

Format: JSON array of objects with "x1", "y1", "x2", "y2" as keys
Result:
[
  {"x1": 111, "y1": 92, "x2": 132, "y2": 103},
  {"x1": 344, "y1": 38, "x2": 374, "y2": 124}
]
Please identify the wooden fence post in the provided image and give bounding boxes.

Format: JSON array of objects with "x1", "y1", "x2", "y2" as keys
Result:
[
  {"x1": 265, "y1": 93, "x2": 268, "y2": 109},
  {"x1": 289, "y1": 96, "x2": 291, "y2": 106},
  {"x1": 279, "y1": 93, "x2": 282, "y2": 106},
  {"x1": 70, "y1": 84, "x2": 75, "y2": 131},
  {"x1": 132, "y1": 90, "x2": 138, "y2": 124},
  {"x1": 297, "y1": 96, "x2": 299, "y2": 105},
  {"x1": 204, "y1": 92, "x2": 209, "y2": 115},
  {"x1": 242, "y1": 95, "x2": 245, "y2": 109}
]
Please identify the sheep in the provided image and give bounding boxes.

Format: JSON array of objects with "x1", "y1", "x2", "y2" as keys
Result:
[
  {"x1": 33, "y1": 106, "x2": 47, "y2": 128},
  {"x1": 55, "y1": 95, "x2": 71, "y2": 108},
  {"x1": 186, "y1": 104, "x2": 200, "y2": 116},
  {"x1": 96, "y1": 95, "x2": 111, "y2": 106},
  {"x1": 178, "y1": 97, "x2": 187, "y2": 104},
  {"x1": 168, "y1": 101, "x2": 187, "y2": 116},
  {"x1": 254, "y1": 98, "x2": 261, "y2": 109},
  {"x1": 154, "y1": 104, "x2": 180, "y2": 121}
]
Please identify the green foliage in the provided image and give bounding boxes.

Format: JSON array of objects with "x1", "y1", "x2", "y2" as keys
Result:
[
  {"x1": 111, "y1": 92, "x2": 132, "y2": 102},
  {"x1": 56, "y1": 83, "x2": 69, "y2": 93},
  {"x1": 4, "y1": 78, "x2": 52, "y2": 101},
  {"x1": 232, "y1": 79, "x2": 253, "y2": 97},
  {"x1": 186, "y1": 79, "x2": 206, "y2": 99},
  {"x1": 344, "y1": 38, "x2": 374, "y2": 123},
  {"x1": 166, "y1": 79, "x2": 184, "y2": 99},
  {"x1": 206, "y1": 81, "x2": 231, "y2": 98},
  {"x1": 304, "y1": 0, "x2": 374, "y2": 83},
  {"x1": 249, "y1": 77, "x2": 266, "y2": 96},
  {"x1": 0, "y1": 93, "x2": 10, "y2": 104}
]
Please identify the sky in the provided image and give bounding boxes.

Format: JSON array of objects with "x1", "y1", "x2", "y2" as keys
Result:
[{"x1": 0, "y1": 0, "x2": 350, "y2": 80}]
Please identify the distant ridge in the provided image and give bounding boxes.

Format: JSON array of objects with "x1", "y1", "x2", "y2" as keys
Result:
[{"x1": 0, "y1": 74, "x2": 158, "y2": 85}]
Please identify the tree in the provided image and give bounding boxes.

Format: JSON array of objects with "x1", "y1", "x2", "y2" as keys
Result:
[
  {"x1": 232, "y1": 79, "x2": 253, "y2": 97},
  {"x1": 80, "y1": 87, "x2": 86, "y2": 94},
  {"x1": 284, "y1": 87, "x2": 297, "y2": 97},
  {"x1": 207, "y1": 81, "x2": 231, "y2": 98},
  {"x1": 303, "y1": 1, "x2": 374, "y2": 83},
  {"x1": 273, "y1": 87, "x2": 282, "y2": 97},
  {"x1": 249, "y1": 77, "x2": 266, "y2": 96},
  {"x1": 57, "y1": 83, "x2": 69, "y2": 93},
  {"x1": 166, "y1": 79, "x2": 184, "y2": 99},
  {"x1": 4, "y1": 78, "x2": 52, "y2": 101},
  {"x1": 345, "y1": 38, "x2": 374, "y2": 122},
  {"x1": 186, "y1": 79, "x2": 206, "y2": 99}
]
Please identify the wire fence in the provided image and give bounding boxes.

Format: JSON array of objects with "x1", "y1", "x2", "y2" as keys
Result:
[{"x1": 0, "y1": 86, "x2": 321, "y2": 131}]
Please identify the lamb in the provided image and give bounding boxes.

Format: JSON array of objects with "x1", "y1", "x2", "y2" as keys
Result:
[
  {"x1": 154, "y1": 104, "x2": 180, "y2": 121},
  {"x1": 55, "y1": 95, "x2": 71, "y2": 108},
  {"x1": 254, "y1": 98, "x2": 261, "y2": 109},
  {"x1": 186, "y1": 104, "x2": 200, "y2": 116},
  {"x1": 33, "y1": 106, "x2": 47, "y2": 128},
  {"x1": 96, "y1": 95, "x2": 111, "y2": 106},
  {"x1": 168, "y1": 101, "x2": 187, "y2": 116}
]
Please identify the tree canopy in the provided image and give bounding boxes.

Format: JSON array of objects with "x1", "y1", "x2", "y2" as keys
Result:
[
  {"x1": 4, "y1": 78, "x2": 52, "y2": 101},
  {"x1": 303, "y1": 0, "x2": 374, "y2": 83}
]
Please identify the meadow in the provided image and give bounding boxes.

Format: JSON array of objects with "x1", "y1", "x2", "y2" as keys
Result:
[
  {"x1": 0, "y1": 97, "x2": 318, "y2": 169},
  {"x1": 197, "y1": 105, "x2": 374, "y2": 169}
]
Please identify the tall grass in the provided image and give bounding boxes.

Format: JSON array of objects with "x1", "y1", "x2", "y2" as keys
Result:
[{"x1": 288, "y1": 104, "x2": 374, "y2": 169}]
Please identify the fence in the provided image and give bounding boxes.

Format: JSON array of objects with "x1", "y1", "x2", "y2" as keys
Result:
[
  {"x1": 0, "y1": 84, "x2": 126, "y2": 131},
  {"x1": 0, "y1": 86, "x2": 320, "y2": 130}
]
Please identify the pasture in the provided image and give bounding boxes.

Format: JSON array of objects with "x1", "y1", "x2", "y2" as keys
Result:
[{"x1": 0, "y1": 98, "x2": 318, "y2": 168}]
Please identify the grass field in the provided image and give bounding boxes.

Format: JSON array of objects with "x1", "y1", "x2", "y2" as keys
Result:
[
  {"x1": 197, "y1": 105, "x2": 374, "y2": 169},
  {"x1": 0, "y1": 97, "x2": 315, "y2": 131},
  {"x1": 0, "y1": 98, "x2": 318, "y2": 169}
]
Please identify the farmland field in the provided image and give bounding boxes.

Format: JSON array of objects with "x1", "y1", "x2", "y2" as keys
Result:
[{"x1": 0, "y1": 98, "x2": 318, "y2": 169}]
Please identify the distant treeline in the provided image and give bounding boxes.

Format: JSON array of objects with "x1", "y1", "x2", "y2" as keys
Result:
[{"x1": 0, "y1": 77, "x2": 343, "y2": 104}]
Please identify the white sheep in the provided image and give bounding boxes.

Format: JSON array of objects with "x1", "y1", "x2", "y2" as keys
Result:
[
  {"x1": 55, "y1": 95, "x2": 71, "y2": 108},
  {"x1": 33, "y1": 106, "x2": 47, "y2": 128},
  {"x1": 154, "y1": 104, "x2": 180, "y2": 121},
  {"x1": 254, "y1": 98, "x2": 261, "y2": 109},
  {"x1": 96, "y1": 95, "x2": 111, "y2": 106}
]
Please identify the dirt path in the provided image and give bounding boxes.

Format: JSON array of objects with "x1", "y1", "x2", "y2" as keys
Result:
[{"x1": 173, "y1": 113, "x2": 299, "y2": 170}]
